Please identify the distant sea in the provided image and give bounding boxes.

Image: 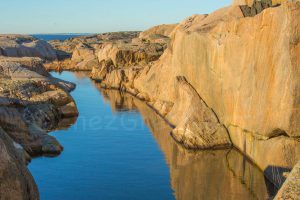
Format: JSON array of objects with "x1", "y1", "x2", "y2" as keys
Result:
[{"x1": 31, "y1": 34, "x2": 91, "y2": 41}]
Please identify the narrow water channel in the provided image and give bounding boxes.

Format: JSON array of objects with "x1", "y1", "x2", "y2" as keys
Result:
[{"x1": 28, "y1": 72, "x2": 276, "y2": 200}]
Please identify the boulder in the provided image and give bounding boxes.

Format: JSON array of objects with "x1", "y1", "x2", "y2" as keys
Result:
[{"x1": 168, "y1": 76, "x2": 231, "y2": 149}]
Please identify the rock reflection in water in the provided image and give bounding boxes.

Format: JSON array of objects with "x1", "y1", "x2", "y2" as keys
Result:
[{"x1": 97, "y1": 88, "x2": 276, "y2": 200}]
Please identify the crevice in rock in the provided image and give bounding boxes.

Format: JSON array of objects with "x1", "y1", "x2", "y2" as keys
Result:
[
  {"x1": 0, "y1": 47, "x2": 5, "y2": 56},
  {"x1": 269, "y1": 128, "x2": 290, "y2": 138},
  {"x1": 228, "y1": 124, "x2": 295, "y2": 141}
]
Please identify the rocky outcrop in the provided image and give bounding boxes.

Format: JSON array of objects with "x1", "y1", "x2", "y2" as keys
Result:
[
  {"x1": 89, "y1": 36, "x2": 169, "y2": 91},
  {"x1": 0, "y1": 56, "x2": 78, "y2": 157},
  {"x1": 0, "y1": 55, "x2": 79, "y2": 198},
  {"x1": 0, "y1": 127, "x2": 39, "y2": 200},
  {"x1": 0, "y1": 35, "x2": 57, "y2": 60},
  {"x1": 90, "y1": 1, "x2": 300, "y2": 190},
  {"x1": 139, "y1": 24, "x2": 177, "y2": 39},
  {"x1": 0, "y1": 34, "x2": 80, "y2": 198},
  {"x1": 46, "y1": 32, "x2": 140, "y2": 70},
  {"x1": 98, "y1": 41, "x2": 166, "y2": 68},
  {"x1": 46, "y1": 43, "x2": 99, "y2": 71},
  {"x1": 71, "y1": 43, "x2": 98, "y2": 70}
]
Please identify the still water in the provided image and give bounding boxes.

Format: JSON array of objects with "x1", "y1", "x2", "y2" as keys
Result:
[
  {"x1": 31, "y1": 34, "x2": 90, "y2": 41},
  {"x1": 28, "y1": 72, "x2": 275, "y2": 200}
]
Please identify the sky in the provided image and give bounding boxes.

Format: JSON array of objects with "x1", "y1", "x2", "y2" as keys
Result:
[{"x1": 0, "y1": 0, "x2": 232, "y2": 34}]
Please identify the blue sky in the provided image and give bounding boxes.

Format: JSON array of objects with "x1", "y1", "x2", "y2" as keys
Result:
[{"x1": 0, "y1": 0, "x2": 232, "y2": 34}]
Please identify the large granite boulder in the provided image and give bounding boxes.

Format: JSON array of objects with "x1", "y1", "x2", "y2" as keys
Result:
[
  {"x1": 168, "y1": 76, "x2": 231, "y2": 149},
  {"x1": 0, "y1": 35, "x2": 57, "y2": 60}
]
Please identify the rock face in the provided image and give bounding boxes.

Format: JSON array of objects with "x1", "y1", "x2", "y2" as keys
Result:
[
  {"x1": 0, "y1": 127, "x2": 39, "y2": 200},
  {"x1": 90, "y1": 1, "x2": 300, "y2": 190},
  {"x1": 169, "y1": 76, "x2": 231, "y2": 149},
  {"x1": 0, "y1": 35, "x2": 57, "y2": 60}
]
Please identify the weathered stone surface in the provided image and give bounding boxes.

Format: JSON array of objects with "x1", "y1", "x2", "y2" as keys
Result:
[
  {"x1": 140, "y1": 4, "x2": 299, "y2": 135},
  {"x1": 0, "y1": 56, "x2": 49, "y2": 77},
  {"x1": 90, "y1": 38, "x2": 168, "y2": 86},
  {"x1": 275, "y1": 162, "x2": 300, "y2": 200},
  {"x1": 275, "y1": 161, "x2": 300, "y2": 200},
  {"x1": 0, "y1": 127, "x2": 39, "y2": 200},
  {"x1": 0, "y1": 35, "x2": 57, "y2": 60},
  {"x1": 47, "y1": 32, "x2": 141, "y2": 71},
  {"x1": 169, "y1": 76, "x2": 232, "y2": 149},
  {"x1": 0, "y1": 57, "x2": 78, "y2": 156},
  {"x1": 97, "y1": 40, "x2": 166, "y2": 68},
  {"x1": 70, "y1": 43, "x2": 99, "y2": 71},
  {"x1": 139, "y1": 24, "x2": 177, "y2": 40}
]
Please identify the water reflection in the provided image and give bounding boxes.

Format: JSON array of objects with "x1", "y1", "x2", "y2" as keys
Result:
[{"x1": 98, "y1": 88, "x2": 276, "y2": 200}]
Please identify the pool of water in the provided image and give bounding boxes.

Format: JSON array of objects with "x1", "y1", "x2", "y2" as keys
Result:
[{"x1": 28, "y1": 72, "x2": 276, "y2": 200}]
